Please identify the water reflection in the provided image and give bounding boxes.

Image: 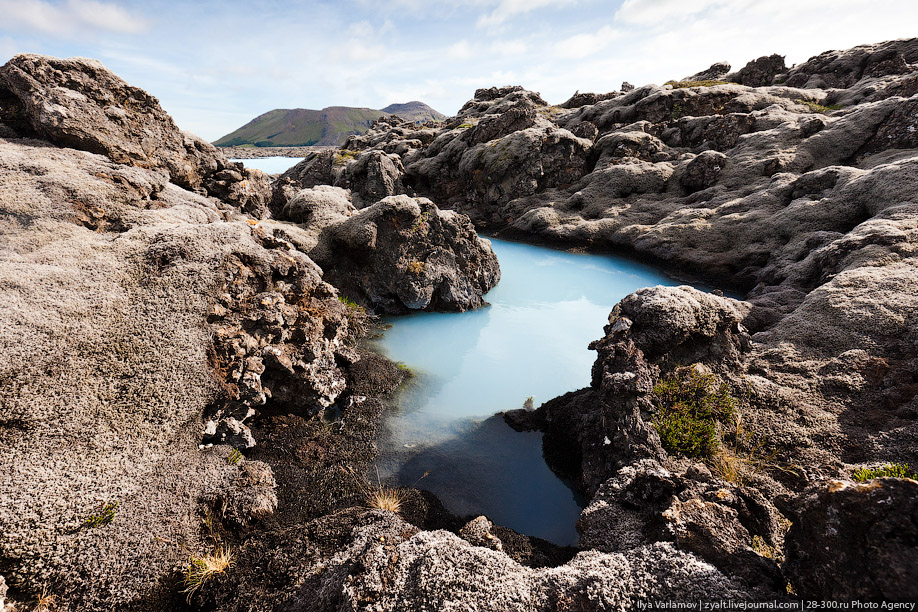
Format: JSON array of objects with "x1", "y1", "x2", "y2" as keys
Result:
[{"x1": 369, "y1": 238, "x2": 683, "y2": 545}]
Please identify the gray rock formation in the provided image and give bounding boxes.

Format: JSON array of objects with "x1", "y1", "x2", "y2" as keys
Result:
[
  {"x1": 729, "y1": 54, "x2": 786, "y2": 87},
  {"x1": 199, "y1": 509, "x2": 752, "y2": 610}
]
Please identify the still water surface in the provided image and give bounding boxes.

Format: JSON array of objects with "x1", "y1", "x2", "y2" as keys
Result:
[{"x1": 370, "y1": 237, "x2": 691, "y2": 545}]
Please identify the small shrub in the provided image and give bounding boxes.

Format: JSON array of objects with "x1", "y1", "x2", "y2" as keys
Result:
[
  {"x1": 523, "y1": 396, "x2": 534, "y2": 411},
  {"x1": 227, "y1": 449, "x2": 243, "y2": 465},
  {"x1": 85, "y1": 501, "x2": 119, "y2": 528},
  {"x1": 396, "y1": 362, "x2": 411, "y2": 372},
  {"x1": 652, "y1": 368, "x2": 736, "y2": 459},
  {"x1": 795, "y1": 99, "x2": 842, "y2": 114},
  {"x1": 182, "y1": 546, "x2": 234, "y2": 602},
  {"x1": 853, "y1": 463, "x2": 917, "y2": 482},
  {"x1": 407, "y1": 260, "x2": 425, "y2": 275},
  {"x1": 665, "y1": 80, "x2": 731, "y2": 89}
]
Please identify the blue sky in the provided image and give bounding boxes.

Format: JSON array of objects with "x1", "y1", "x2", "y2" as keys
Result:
[{"x1": 2, "y1": 0, "x2": 917, "y2": 141}]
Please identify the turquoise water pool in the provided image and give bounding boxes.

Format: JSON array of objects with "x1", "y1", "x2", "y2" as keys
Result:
[{"x1": 369, "y1": 238, "x2": 690, "y2": 545}]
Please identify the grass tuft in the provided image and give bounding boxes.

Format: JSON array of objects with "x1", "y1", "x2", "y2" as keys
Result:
[
  {"x1": 652, "y1": 367, "x2": 736, "y2": 459},
  {"x1": 853, "y1": 463, "x2": 917, "y2": 482},
  {"x1": 367, "y1": 485, "x2": 405, "y2": 513},
  {"x1": 85, "y1": 501, "x2": 119, "y2": 528},
  {"x1": 227, "y1": 449, "x2": 243, "y2": 465},
  {"x1": 795, "y1": 99, "x2": 843, "y2": 114},
  {"x1": 182, "y1": 546, "x2": 234, "y2": 602}
]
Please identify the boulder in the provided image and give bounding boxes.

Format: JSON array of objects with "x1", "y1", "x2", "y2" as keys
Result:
[
  {"x1": 310, "y1": 195, "x2": 500, "y2": 313},
  {"x1": 680, "y1": 150, "x2": 727, "y2": 193},
  {"x1": 685, "y1": 61, "x2": 731, "y2": 82},
  {"x1": 784, "y1": 478, "x2": 918, "y2": 600},
  {"x1": 730, "y1": 54, "x2": 786, "y2": 87}
]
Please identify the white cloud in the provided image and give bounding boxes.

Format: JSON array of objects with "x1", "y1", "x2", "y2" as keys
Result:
[
  {"x1": 476, "y1": 0, "x2": 577, "y2": 28},
  {"x1": 490, "y1": 39, "x2": 528, "y2": 56},
  {"x1": 554, "y1": 25, "x2": 620, "y2": 59},
  {"x1": 0, "y1": 0, "x2": 149, "y2": 37},
  {"x1": 447, "y1": 40, "x2": 473, "y2": 60}
]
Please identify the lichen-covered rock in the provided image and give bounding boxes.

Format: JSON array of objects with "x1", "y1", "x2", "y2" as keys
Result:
[
  {"x1": 459, "y1": 515, "x2": 504, "y2": 551},
  {"x1": 784, "y1": 478, "x2": 918, "y2": 600},
  {"x1": 0, "y1": 137, "x2": 351, "y2": 609},
  {"x1": 310, "y1": 194, "x2": 500, "y2": 313},
  {"x1": 730, "y1": 54, "x2": 786, "y2": 87},
  {"x1": 679, "y1": 150, "x2": 727, "y2": 192},
  {"x1": 685, "y1": 61, "x2": 731, "y2": 82},
  {"x1": 0, "y1": 54, "x2": 271, "y2": 215},
  {"x1": 200, "y1": 508, "x2": 751, "y2": 610}
]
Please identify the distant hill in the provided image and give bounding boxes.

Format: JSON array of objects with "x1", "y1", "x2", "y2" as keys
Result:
[
  {"x1": 381, "y1": 101, "x2": 446, "y2": 124},
  {"x1": 214, "y1": 101, "x2": 445, "y2": 147}
]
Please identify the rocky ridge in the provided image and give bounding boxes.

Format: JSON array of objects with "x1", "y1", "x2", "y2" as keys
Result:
[{"x1": 0, "y1": 38, "x2": 916, "y2": 610}]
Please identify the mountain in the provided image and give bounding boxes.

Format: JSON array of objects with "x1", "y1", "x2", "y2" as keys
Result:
[
  {"x1": 214, "y1": 101, "x2": 445, "y2": 147},
  {"x1": 381, "y1": 101, "x2": 446, "y2": 123}
]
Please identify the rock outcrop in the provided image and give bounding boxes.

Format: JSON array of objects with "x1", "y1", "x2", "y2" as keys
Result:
[
  {"x1": 0, "y1": 54, "x2": 271, "y2": 216},
  {"x1": 784, "y1": 478, "x2": 918, "y2": 600}
]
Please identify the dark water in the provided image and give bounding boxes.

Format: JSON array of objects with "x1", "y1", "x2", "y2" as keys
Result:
[{"x1": 369, "y1": 237, "x2": 686, "y2": 545}]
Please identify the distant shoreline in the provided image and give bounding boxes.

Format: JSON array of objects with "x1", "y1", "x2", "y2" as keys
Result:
[{"x1": 220, "y1": 145, "x2": 335, "y2": 159}]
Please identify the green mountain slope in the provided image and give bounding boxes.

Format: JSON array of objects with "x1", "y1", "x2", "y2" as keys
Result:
[
  {"x1": 214, "y1": 107, "x2": 385, "y2": 147},
  {"x1": 214, "y1": 101, "x2": 445, "y2": 147}
]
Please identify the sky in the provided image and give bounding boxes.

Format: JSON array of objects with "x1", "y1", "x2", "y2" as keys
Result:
[{"x1": 1, "y1": 0, "x2": 917, "y2": 141}]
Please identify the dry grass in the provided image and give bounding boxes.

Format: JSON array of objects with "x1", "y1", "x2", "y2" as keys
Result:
[
  {"x1": 182, "y1": 545, "x2": 234, "y2": 602},
  {"x1": 33, "y1": 586, "x2": 56, "y2": 612},
  {"x1": 367, "y1": 485, "x2": 405, "y2": 513}
]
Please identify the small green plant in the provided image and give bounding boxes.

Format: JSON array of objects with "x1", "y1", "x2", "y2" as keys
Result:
[
  {"x1": 396, "y1": 362, "x2": 411, "y2": 372},
  {"x1": 182, "y1": 546, "x2": 234, "y2": 602},
  {"x1": 85, "y1": 501, "x2": 119, "y2": 528},
  {"x1": 407, "y1": 260, "x2": 425, "y2": 275},
  {"x1": 456, "y1": 122, "x2": 476, "y2": 129},
  {"x1": 795, "y1": 99, "x2": 843, "y2": 114},
  {"x1": 337, "y1": 295, "x2": 369, "y2": 345},
  {"x1": 853, "y1": 463, "x2": 917, "y2": 482},
  {"x1": 410, "y1": 211, "x2": 432, "y2": 235},
  {"x1": 652, "y1": 368, "x2": 736, "y2": 459},
  {"x1": 227, "y1": 449, "x2": 243, "y2": 465},
  {"x1": 338, "y1": 295, "x2": 365, "y2": 313},
  {"x1": 665, "y1": 80, "x2": 731, "y2": 89}
]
